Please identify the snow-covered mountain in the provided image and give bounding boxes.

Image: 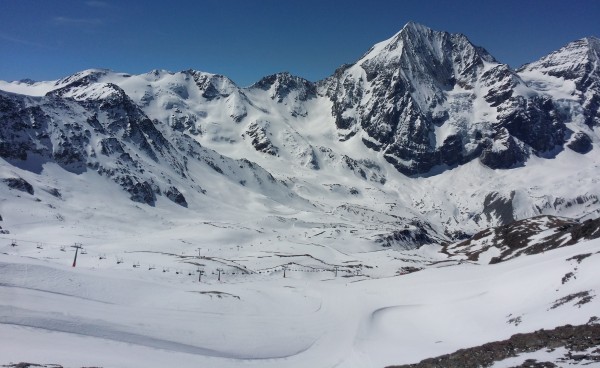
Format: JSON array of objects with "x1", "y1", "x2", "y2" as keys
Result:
[
  {"x1": 1, "y1": 22, "x2": 600, "y2": 368},
  {"x1": 322, "y1": 22, "x2": 587, "y2": 175},
  {"x1": 519, "y1": 36, "x2": 600, "y2": 142},
  {"x1": 1, "y1": 23, "x2": 599, "y2": 237}
]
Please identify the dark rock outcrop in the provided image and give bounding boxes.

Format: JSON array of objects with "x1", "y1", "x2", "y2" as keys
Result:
[
  {"x1": 2, "y1": 177, "x2": 34, "y2": 195},
  {"x1": 479, "y1": 129, "x2": 529, "y2": 169},
  {"x1": 252, "y1": 72, "x2": 316, "y2": 103},
  {"x1": 444, "y1": 215, "x2": 600, "y2": 263},
  {"x1": 165, "y1": 186, "x2": 188, "y2": 207},
  {"x1": 244, "y1": 121, "x2": 279, "y2": 156},
  {"x1": 387, "y1": 323, "x2": 600, "y2": 368},
  {"x1": 567, "y1": 131, "x2": 593, "y2": 153}
]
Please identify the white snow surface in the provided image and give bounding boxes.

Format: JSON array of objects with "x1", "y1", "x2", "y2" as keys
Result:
[
  {"x1": 1, "y1": 237, "x2": 599, "y2": 367},
  {"x1": 1, "y1": 28, "x2": 600, "y2": 367}
]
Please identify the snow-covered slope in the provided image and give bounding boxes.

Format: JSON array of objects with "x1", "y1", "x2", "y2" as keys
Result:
[
  {"x1": 1, "y1": 234, "x2": 599, "y2": 368},
  {"x1": 0, "y1": 22, "x2": 598, "y2": 253},
  {"x1": 518, "y1": 36, "x2": 600, "y2": 146},
  {"x1": 1, "y1": 22, "x2": 600, "y2": 368}
]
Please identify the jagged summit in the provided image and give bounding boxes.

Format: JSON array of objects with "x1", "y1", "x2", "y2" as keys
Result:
[
  {"x1": 251, "y1": 71, "x2": 309, "y2": 88},
  {"x1": 323, "y1": 22, "x2": 556, "y2": 175},
  {"x1": 519, "y1": 36, "x2": 600, "y2": 127},
  {"x1": 0, "y1": 23, "x2": 599, "y2": 230},
  {"x1": 520, "y1": 36, "x2": 600, "y2": 78},
  {"x1": 357, "y1": 22, "x2": 496, "y2": 71},
  {"x1": 250, "y1": 72, "x2": 316, "y2": 102}
]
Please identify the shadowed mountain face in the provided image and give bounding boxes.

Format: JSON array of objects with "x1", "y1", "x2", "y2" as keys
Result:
[{"x1": 0, "y1": 81, "x2": 299, "y2": 208}]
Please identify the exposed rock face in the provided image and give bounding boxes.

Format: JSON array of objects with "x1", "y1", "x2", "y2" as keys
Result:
[
  {"x1": 0, "y1": 72, "x2": 300, "y2": 207},
  {"x1": 387, "y1": 323, "x2": 600, "y2": 368},
  {"x1": 519, "y1": 37, "x2": 600, "y2": 128},
  {"x1": 375, "y1": 220, "x2": 442, "y2": 249},
  {"x1": 252, "y1": 72, "x2": 316, "y2": 103},
  {"x1": 165, "y1": 186, "x2": 187, "y2": 207},
  {"x1": 480, "y1": 191, "x2": 516, "y2": 224},
  {"x1": 320, "y1": 23, "x2": 597, "y2": 175},
  {"x1": 496, "y1": 96, "x2": 565, "y2": 155},
  {"x1": 567, "y1": 131, "x2": 593, "y2": 153},
  {"x1": 444, "y1": 215, "x2": 600, "y2": 263},
  {"x1": 2, "y1": 177, "x2": 34, "y2": 195},
  {"x1": 479, "y1": 128, "x2": 529, "y2": 169},
  {"x1": 244, "y1": 121, "x2": 279, "y2": 156},
  {"x1": 251, "y1": 72, "x2": 317, "y2": 117}
]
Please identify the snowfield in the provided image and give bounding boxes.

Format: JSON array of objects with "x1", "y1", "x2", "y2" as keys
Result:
[
  {"x1": 1, "y1": 237, "x2": 599, "y2": 368},
  {"x1": 1, "y1": 22, "x2": 600, "y2": 367}
]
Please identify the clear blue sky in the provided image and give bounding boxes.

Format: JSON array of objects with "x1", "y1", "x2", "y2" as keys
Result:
[{"x1": 1, "y1": 0, "x2": 599, "y2": 86}]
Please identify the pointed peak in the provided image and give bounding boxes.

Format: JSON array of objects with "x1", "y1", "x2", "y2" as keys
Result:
[
  {"x1": 521, "y1": 35, "x2": 600, "y2": 76},
  {"x1": 354, "y1": 22, "x2": 495, "y2": 68},
  {"x1": 400, "y1": 21, "x2": 434, "y2": 35},
  {"x1": 396, "y1": 22, "x2": 476, "y2": 49}
]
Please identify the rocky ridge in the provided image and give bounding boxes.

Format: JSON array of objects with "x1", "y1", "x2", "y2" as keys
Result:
[{"x1": 0, "y1": 22, "x2": 599, "y2": 241}]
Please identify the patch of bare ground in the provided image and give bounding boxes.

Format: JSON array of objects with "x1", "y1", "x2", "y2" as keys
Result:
[{"x1": 386, "y1": 322, "x2": 600, "y2": 368}]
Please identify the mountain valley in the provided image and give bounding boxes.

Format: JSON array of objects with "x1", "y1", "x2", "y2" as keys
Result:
[{"x1": 1, "y1": 23, "x2": 600, "y2": 368}]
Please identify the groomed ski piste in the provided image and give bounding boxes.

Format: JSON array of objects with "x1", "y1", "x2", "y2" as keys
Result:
[{"x1": 1, "y1": 192, "x2": 599, "y2": 367}]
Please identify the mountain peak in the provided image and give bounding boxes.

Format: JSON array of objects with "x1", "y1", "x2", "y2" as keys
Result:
[
  {"x1": 251, "y1": 72, "x2": 311, "y2": 89},
  {"x1": 400, "y1": 21, "x2": 433, "y2": 34},
  {"x1": 584, "y1": 36, "x2": 600, "y2": 41},
  {"x1": 54, "y1": 68, "x2": 112, "y2": 88},
  {"x1": 356, "y1": 22, "x2": 495, "y2": 69},
  {"x1": 520, "y1": 36, "x2": 600, "y2": 79},
  {"x1": 250, "y1": 72, "x2": 316, "y2": 103},
  {"x1": 583, "y1": 36, "x2": 600, "y2": 57}
]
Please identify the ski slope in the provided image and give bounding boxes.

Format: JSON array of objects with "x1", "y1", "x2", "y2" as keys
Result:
[{"x1": 1, "y1": 235, "x2": 599, "y2": 367}]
